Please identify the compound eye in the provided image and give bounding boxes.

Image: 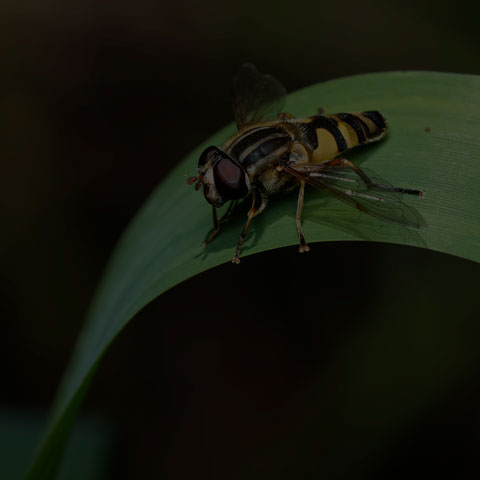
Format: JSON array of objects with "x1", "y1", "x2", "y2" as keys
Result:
[
  {"x1": 213, "y1": 158, "x2": 248, "y2": 199},
  {"x1": 198, "y1": 146, "x2": 218, "y2": 168}
]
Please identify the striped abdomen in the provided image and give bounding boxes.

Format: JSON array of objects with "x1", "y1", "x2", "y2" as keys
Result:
[{"x1": 299, "y1": 111, "x2": 387, "y2": 163}]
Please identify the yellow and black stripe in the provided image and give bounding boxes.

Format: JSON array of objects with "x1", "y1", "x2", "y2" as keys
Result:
[{"x1": 299, "y1": 111, "x2": 387, "y2": 163}]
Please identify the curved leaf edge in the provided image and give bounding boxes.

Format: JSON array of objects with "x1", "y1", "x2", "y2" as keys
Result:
[{"x1": 25, "y1": 70, "x2": 480, "y2": 479}]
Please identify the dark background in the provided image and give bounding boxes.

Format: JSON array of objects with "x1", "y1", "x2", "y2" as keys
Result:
[{"x1": 1, "y1": 1, "x2": 480, "y2": 478}]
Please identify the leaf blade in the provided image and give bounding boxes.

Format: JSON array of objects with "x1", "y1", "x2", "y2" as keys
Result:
[{"x1": 26, "y1": 71, "x2": 480, "y2": 478}]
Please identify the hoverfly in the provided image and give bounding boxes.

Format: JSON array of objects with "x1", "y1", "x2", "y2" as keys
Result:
[{"x1": 188, "y1": 64, "x2": 423, "y2": 263}]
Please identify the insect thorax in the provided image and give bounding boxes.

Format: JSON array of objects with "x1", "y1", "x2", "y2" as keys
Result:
[{"x1": 224, "y1": 124, "x2": 293, "y2": 171}]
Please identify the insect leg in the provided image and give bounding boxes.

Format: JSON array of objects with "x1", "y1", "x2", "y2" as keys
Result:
[
  {"x1": 202, "y1": 207, "x2": 220, "y2": 247},
  {"x1": 202, "y1": 201, "x2": 239, "y2": 247},
  {"x1": 296, "y1": 181, "x2": 310, "y2": 253},
  {"x1": 232, "y1": 191, "x2": 268, "y2": 264},
  {"x1": 327, "y1": 158, "x2": 423, "y2": 197},
  {"x1": 219, "y1": 200, "x2": 237, "y2": 222}
]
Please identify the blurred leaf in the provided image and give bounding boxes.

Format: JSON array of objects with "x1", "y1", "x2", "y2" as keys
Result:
[
  {"x1": 1, "y1": 410, "x2": 112, "y2": 480},
  {"x1": 26, "y1": 71, "x2": 480, "y2": 478}
]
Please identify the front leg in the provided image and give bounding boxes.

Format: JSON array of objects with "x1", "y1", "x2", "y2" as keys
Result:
[
  {"x1": 202, "y1": 200, "x2": 238, "y2": 247},
  {"x1": 232, "y1": 190, "x2": 268, "y2": 264},
  {"x1": 202, "y1": 206, "x2": 220, "y2": 247}
]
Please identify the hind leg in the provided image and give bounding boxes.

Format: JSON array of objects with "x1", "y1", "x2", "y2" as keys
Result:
[{"x1": 296, "y1": 181, "x2": 310, "y2": 253}]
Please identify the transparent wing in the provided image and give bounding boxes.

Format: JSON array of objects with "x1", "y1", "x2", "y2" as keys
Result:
[
  {"x1": 232, "y1": 64, "x2": 287, "y2": 130},
  {"x1": 284, "y1": 162, "x2": 425, "y2": 228}
]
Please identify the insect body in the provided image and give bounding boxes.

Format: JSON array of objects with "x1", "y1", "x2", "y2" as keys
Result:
[{"x1": 188, "y1": 65, "x2": 423, "y2": 263}]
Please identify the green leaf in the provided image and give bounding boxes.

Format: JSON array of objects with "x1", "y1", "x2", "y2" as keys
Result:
[{"x1": 26, "y1": 71, "x2": 480, "y2": 478}]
